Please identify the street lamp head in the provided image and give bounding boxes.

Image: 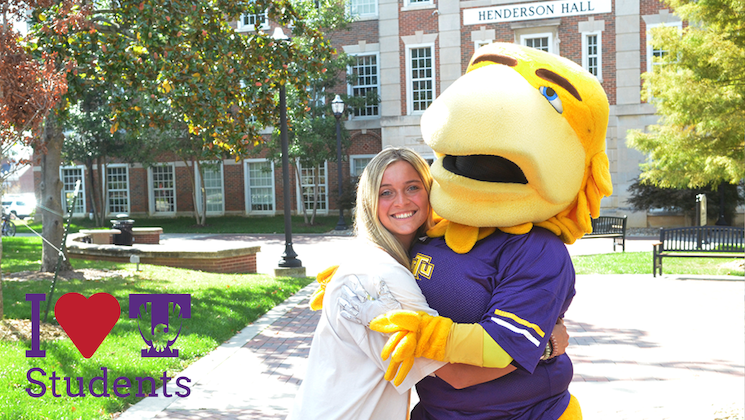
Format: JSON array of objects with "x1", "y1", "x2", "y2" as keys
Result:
[
  {"x1": 272, "y1": 27, "x2": 289, "y2": 42},
  {"x1": 331, "y1": 94, "x2": 345, "y2": 118}
]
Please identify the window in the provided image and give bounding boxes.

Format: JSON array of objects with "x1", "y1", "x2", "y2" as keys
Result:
[
  {"x1": 405, "y1": 0, "x2": 433, "y2": 6},
  {"x1": 522, "y1": 34, "x2": 550, "y2": 52},
  {"x1": 106, "y1": 165, "x2": 129, "y2": 215},
  {"x1": 350, "y1": 155, "x2": 376, "y2": 177},
  {"x1": 474, "y1": 40, "x2": 493, "y2": 51},
  {"x1": 196, "y1": 162, "x2": 224, "y2": 214},
  {"x1": 150, "y1": 164, "x2": 176, "y2": 214},
  {"x1": 297, "y1": 161, "x2": 328, "y2": 213},
  {"x1": 349, "y1": 0, "x2": 377, "y2": 17},
  {"x1": 60, "y1": 166, "x2": 85, "y2": 216},
  {"x1": 646, "y1": 22, "x2": 682, "y2": 73},
  {"x1": 349, "y1": 54, "x2": 379, "y2": 117},
  {"x1": 582, "y1": 32, "x2": 602, "y2": 80},
  {"x1": 245, "y1": 159, "x2": 275, "y2": 214},
  {"x1": 237, "y1": 6, "x2": 268, "y2": 32},
  {"x1": 407, "y1": 45, "x2": 435, "y2": 114}
]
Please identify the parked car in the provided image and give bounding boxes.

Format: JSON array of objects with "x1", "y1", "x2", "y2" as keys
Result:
[{"x1": 1, "y1": 194, "x2": 36, "y2": 220}]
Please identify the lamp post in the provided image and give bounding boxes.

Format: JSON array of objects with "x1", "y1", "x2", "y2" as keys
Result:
[
  {"x1": 332, "y1": 95, "x2": 348, "y2": 231},
  {"x1": 274, "y1": 27, "x2": 301, "y2": 268}
]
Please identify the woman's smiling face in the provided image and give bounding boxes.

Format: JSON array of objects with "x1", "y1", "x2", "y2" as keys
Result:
[{"x1": 377, "y1": 160, "x2": 430, "y2": 249}]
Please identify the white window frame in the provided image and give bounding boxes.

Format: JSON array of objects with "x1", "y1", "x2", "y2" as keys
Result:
[
  {"x1": 406, "y1": 43, "x2": 436, "y2": 115},
  {"x1": 60, "y1": 165, "x2": 86, "y2": 217},
  {"x1": 350, "y1": 154, "x2": 376, "y2": 177},
  {"x1": 244, "y1": 159, "x2": 276, "y2": 215},
  {"x1": 646, "y1": 22, "x2": 682, "y2": 73},
  {"x1": 520, "y1": 32, "x2": 554, "y2": 53},
  {"x1": 148, "y1": 163, "x2": 177, "y2": 216},
  {"x1": 348, "y1": 0, "x2": 378, "y2": 18},
  {"x1": 295, "y1": 160, "x2": 329, "y2": 215},
  {"x1": 347, "y1": 53, "x2": 380, "y2": 119},
  {"x1": 405, "y1": 0, "x2": 433, "y2": 7},
  {"x1": 105, "y1": 164, "x2": 130, "y2": 216},
  {"x1": 236, "y1": 9, "x2": 269, "y2": 32},
  {"x1": 474, "y1": 39, "x2": 493, "y2": 51},
  {"x1": 581, "y1": 31, "x2": 602, "y2": 81},
  {"x1": 195, "y1": 161, "x2": 225, "y2": 216}
]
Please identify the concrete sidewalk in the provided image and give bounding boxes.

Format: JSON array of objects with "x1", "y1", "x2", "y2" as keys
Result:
[{"x1": 118, "y1": 236, "x2": 745, "y2": 420}]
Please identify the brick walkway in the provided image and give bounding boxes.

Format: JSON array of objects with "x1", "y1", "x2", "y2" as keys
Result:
[
  {"x1": 117, "y1": 235, "x2": 744, "y2": 420},
  {"x1": 147, "y1": 298, "x2": 320, "y2": 420}
]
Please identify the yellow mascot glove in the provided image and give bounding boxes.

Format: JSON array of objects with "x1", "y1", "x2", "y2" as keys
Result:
[
  {"x1": 370, "y1": 311, "x2": 421, "y2": 385},
  {"x1": 309, "y1": 265, "x2": 338, "y2": 311},
  {"x1": 369, "y1": 310, "x2": 453, "y2": 386}
]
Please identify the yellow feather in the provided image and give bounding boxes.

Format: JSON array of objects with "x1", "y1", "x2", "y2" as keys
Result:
[
  {"x1": 426, "y1": 218, "x2": 449, "y2": 238},
  {"x1": 585, "y1": 177, "x2": 601, "y2": 218},
  {"x1": 591, "y1": 152, "x2": 613, "y2": 196},
  {"x1": 444, "y1": 222, "x2": 480, "y2": 254},
  {"x1": 498, "y1": 223, "x2": 534, "y2": 235}
]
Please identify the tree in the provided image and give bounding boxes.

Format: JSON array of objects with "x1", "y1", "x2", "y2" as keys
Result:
[
  {"x1": 62, "y1": 90, "x2": 131, "y2": 227},
  {"x1": 627, "y1": 0, "x2": 745, "y2": 191},
  {"x1": 1, "y1": 0, "x2": 74, "y2": 303},
  {"x1": 627, "y1": 178, "x2": 744, "y2": 224},
  {"x1": 27, "y1": 0, "x2": 339, "y2": 267}
]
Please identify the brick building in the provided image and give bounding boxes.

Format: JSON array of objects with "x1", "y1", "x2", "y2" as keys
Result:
[{"x1": 38, "y1": 0, "x2": 683, "y2": 227}]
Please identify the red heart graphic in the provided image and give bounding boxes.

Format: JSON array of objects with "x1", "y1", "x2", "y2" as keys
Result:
[{"x1": 55, "y1": 293, "x2": 121, "y2": 359}]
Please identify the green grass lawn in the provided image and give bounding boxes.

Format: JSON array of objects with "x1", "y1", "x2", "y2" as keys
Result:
[
  {"x1": 13, "y1": 214, "x2": 348, "y2": 235},
  {"x1": 572, "y1": 251, "x2": 744, "y2": 276},
  {"x1": 1, "y1": 233, "x2": 742, "y2": 419},
  {"x1": 1, "y1": 237, "x2": 313, "y2": 419}
]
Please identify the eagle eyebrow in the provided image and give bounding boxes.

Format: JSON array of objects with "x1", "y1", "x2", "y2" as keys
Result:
[
  {"x1": 471, "y1": 54, "x2": 518, "y2": 67},
  {"x1": 535, "y1": 68, "x2": 582, "y2": 101}
]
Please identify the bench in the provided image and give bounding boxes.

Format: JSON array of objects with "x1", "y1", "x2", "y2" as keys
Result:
[
  {"x1": 79, "y1": 229, "x2": 121, "y2": 245},
  {"x1": 132, "y1": 227, "x2": 163, "y2": 244},
  {"x1": 585, "y1": 215, "x2": 627, "y2": 252},
  {"x1": 653, "y1": 226, "x2": 744, "y2": 277}
]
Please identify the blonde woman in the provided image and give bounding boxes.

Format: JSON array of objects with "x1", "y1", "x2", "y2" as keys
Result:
[{"x1": 288, "y1": 148, "x2": 566, "y2": 419}]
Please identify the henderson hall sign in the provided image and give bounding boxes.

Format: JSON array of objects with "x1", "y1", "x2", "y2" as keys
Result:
[{"x1": 463, "y1": 0, "x2": 612, "y2": 25}]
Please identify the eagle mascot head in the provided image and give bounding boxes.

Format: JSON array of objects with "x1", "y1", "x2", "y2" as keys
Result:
[{"x1": 423, "y1": 42, "x2": 613, "y2": 253}]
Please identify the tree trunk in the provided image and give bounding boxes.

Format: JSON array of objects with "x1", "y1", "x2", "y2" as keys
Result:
[
  {"x1": 293, "y1": 160, "x2": 309, "y2": 224},
  {"x1": 0, "y1": 241, "x2": 4, "y2": 319},
  {"x1": 102, "y1": 156, "x2": 109, "y2": 219},
  {"x1": 96, "y1": 157, "x2": 104, "y2": 225},
  {"x1": 85, "y1": 158, "x2": 101, "y2": 226},
  {"x1": 39, "y1": 112, "x2": 72, "y2": 272},
  {"x1": 199, "y1": 161, "x2": 207, "y2": 226},
  {"x1": 311, "y1": 164, "x2": 319, "y2": 225},
  {"x1": 184, "y1": 158, "x2": 201, "y2": 225}
]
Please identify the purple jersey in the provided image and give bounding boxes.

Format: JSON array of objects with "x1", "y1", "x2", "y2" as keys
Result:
[{"x1": 410, "y1": 227, "x2": 575, "y2": 420}]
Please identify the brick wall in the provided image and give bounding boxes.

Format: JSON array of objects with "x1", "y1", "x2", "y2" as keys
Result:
[
  {"x1": 129, "y1": 167, "x2": 149, "y2": 213},
  {"x1": 332, "y1": 20, "x2": 379, "y2": 49},
  {"x1": 69, "y1": 252, "x2": 258, "y2": 274}
]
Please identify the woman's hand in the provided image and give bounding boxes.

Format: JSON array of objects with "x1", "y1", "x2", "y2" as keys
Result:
[
  {"x1": 548, "y1": 318, "x2": 569, "y2": 359},
  {"x1": 338, "y1": 277, "x2": 402, "y2": 326}
]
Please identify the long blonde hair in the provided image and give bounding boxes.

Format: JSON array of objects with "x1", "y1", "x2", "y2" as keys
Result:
[{"x1": 354, "y1": 147, "x2": 434, "y2": 267}]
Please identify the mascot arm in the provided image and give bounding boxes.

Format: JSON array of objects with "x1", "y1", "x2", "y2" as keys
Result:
[
  {"x1": 445, "y1": 322, "x2": 513, "y2": 368},
  {"x1": 371, "y1": 311, "x2": 508, "y2": 386},
  {"x1": 370, "y1": 311, "x2": 567, "y2": 386}
]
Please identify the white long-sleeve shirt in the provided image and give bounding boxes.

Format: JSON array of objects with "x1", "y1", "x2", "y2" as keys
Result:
[{"x1": 288, "y1": 242, "x2": 445, "y2": 420}]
